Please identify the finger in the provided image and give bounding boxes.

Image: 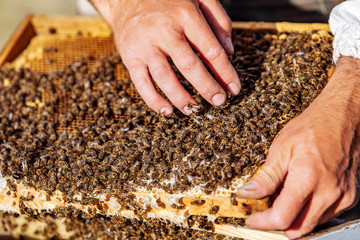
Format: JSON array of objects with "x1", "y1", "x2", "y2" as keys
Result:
[
  {"x1": 147, "y1": 52, "x2": 197, "y2": 115},
  {"x1": 237, "y1": 143, "x2": 289, "y2": 199},
  {"x1": 331, "y1": 164, "x2": 360, "y2": 215},
  {"x1": 245, "y1": 161, "x2": 316, "y2": 231},
  {"x1": 168, "y1": 40, "x2": 227, "y2": 106},
  {"x1": 126, "y1": 60, "x2": 173, "y2": 115},
  {"x1": 319, "y1": 174, "x2": 359, "y2": 224},
  {"x1": 199, "y1": 0, "x2": 234, "y2": 54},
  {"x1": 285, "y1": 188, "x2": 343, "y2": 239},
  {"x1": 331, "y1": 183, "x2": 359, "y2": 216},
  {"x1": 184, "y1": 16, "x2": 240, "y2": 96}
]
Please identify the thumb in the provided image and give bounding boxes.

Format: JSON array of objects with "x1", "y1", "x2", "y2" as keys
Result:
[{"x1": 237, "y1": 147, "x2": 289, "y2": 199}]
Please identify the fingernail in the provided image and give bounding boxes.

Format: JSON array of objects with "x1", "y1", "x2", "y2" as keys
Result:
[
  {"x1": 183, "y1": 105, "x2": 193, "y2": 115},
  {"x1": 228, "y1": 82, "x2": 240, "y2": 95},
  {"x1": 212, "y1": 93, "x2": 226, "y2": 106},
  {"x1": 238, "y1": 181, "x2": 258, "y2": 192},
  {"x1": 225, "y1": 37, "x2": 234, "y2": 54},
  {"x1": 160, "y1": 107, "x2": 172, "y2": 116}
]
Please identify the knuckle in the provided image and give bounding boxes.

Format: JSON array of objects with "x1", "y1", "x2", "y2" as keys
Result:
[
  {"x1": 177, "y1": 55, "x2": 199, "y2": 72},
  {"x1": 150, "y1": 64, "x2": 168, "y2": 80},
  {"x1": 272, "y1": 214, "x2": 291, "y2": 230},
  {"x1": 288, "y1": 223, "x2": 317, "y2": 239},
  {"x1": 142, "y1": 94, "x2": 163, "y2": 110},
  {"x1": 172, "y1": 95, "x2": 190, "y2": 107},
  {"x1": 178, "y1": 4, "x2": 197, "y2": 22},
  {"x1": 220, "y1": 16, "x2": 232, "y2": 32},
  {"x1": 299, "y1": 178, "x2": 317, "y2": 194},
  {"x1": 219, "y1": 66, "x2": 236, "y2": 82},
  {"x1": 297, "y1": 167, "x2": 318, "y2": 189},
  {"x1": 201, "y1": 83, "x2": 221, "y2": 97},
  {"x1": 342, "y1": 188, "x2": 357, "y2": 208},
  {"x1": 328, "y1": 187, "x2": 342, "y2": 201},
  {"x1": 204, "y1": 45, "x2": 224, "y2": 61},
  {"x1": 120, "y1": 46, "x2": 138, "y2": 61},
  {"x1": 123, "y1": 57, "x2": 143, "y2": 71},
  {"x1": 258, "y1": 166, "x2": 282, "y2": 188}
]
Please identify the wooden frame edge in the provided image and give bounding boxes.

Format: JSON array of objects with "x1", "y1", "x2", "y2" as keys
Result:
[
  {"x1": 0, "y1": 15, "x2": 331, "y2": 67},
  {"x1": 232, "y1": 21, "x2": 330, "y2": 32},
  {"x1": 0, "y1": 15, "x2": 36, "y2": 65}
]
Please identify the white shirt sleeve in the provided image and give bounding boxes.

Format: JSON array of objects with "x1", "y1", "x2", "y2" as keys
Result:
[{"x1": 329, "y1": 0, "x2": 360, "y2": 63}]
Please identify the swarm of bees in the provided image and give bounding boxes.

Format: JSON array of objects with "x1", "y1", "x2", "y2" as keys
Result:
[{"x1": 0, "y1": 29, "x2": 333, "y2": 239}]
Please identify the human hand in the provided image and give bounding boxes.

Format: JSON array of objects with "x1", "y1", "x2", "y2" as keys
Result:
[
  {"x1": 237, "y1": 56, "x2": 360, "y2": 239},
  {"x1": 91, "y1": 0, "x2": 240, "y2": 115}
]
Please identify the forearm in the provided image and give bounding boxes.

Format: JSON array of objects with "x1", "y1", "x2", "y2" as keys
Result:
[
  {"x1": 328, "y1": 1, "x2": 360, "y2": 148},
  {"x1": 310, "y1": 56, "x2": 360, "y2": 151},
  {"x1": 322, "y1": 56, "x2": 360, "y2": 122}
]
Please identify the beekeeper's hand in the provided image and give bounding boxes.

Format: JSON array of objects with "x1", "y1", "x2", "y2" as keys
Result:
[
  {"x1": 91, "y1": 0, "x2": 240, "y2": 115},
  {"x1": 237, "y1": 56, "x2": 360, "y2": 239}
]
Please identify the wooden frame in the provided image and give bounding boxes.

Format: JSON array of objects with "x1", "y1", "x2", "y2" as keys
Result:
[
  {"x1": 0, "y1": 15, "x2": 35, "y2": 65},
  {"x1": 0, "y1": 15, "x2": 335, "y2": 240},
  {"x1": 0, "y1": 15, "x2": 330, "y2": 66}
]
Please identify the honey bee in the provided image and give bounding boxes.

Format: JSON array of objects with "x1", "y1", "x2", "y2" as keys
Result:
[
  {"x1": 214, "y1": 217, "x2": 224, "y2": 225},
  {"x1": 190, "y1": 198, "x2": 206, "y2": 206},
  {"x1": 156, "y1": 198, "x2": 166, "y2": 209},
  {"x1": 209, "y1": 205, "x2": 219, "y2": 215},
  {"x1": 187, "y1": 217, "x2": 195, "y2": 228},
  {"x1": 170, "y1": 203, "x2": 185, "y2": 210},
  {"x1": 230, "y1": 193, "x2": 238, "y2": 206}
]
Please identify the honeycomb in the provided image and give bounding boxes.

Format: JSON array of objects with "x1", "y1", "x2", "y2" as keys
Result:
[{"x1": 0, "y1": 27, "x2": 333, "y2": 239}]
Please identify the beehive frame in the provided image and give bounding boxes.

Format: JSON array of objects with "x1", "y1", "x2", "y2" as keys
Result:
[{"x1": 0, "y1": 15, "x2": 332, "y2": 240}]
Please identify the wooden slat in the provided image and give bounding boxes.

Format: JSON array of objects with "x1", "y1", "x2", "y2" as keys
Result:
[
  {"x1": 206, "y1": 225, "x2": 288, "y2": 240},
  {"x1": 31, "y1": 15, "x2": 112, "y2": 37},
  {"x1": 135, "y1": 190, "x2": 269, "y2": 219},
  {"x1": 232, "y1": 21, "x2": 330, "y2": 33},
  {"x1": 232, "y1": 21, "x2": 277, "y2": 31},
  {"x1": 0, "y1": 16, "x2": 331, "y2": 67},
  {"x1": 0, "y1": 176, "x2": 268, "y2": 220},
  {"x1": 0, "y1": 15, "x2": 36, "y2": 65}
]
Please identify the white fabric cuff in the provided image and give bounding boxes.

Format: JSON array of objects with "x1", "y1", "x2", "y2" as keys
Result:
[{"x1": 329, "y1": 0, "x2": 360, "y2": 64}]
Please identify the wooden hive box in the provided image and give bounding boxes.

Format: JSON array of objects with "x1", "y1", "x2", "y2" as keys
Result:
[{"x1": 0, "y1": 15, "x2": 335, "y2": 240}]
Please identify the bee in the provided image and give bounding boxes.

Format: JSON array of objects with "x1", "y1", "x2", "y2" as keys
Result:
[
  {"x1": 48, "y1": 27, "x2": 57, "y2": 34},
  {"x1": 209, "y1": 205, "x2": 220, "y2": 215},
  {"x1": 190, "y1": 198, "x2": 206, "y2": 206},
  {"x1": 170, "y1": 202, "x2": 186, "y2": 210},
  {"x1": 206, "y1": 221, "x2": 216, "y2": 232},
  {"x1": 230, "y1": 193, "x2": 238, "y2": 206},
  {"x1": 235, "y1": 218, "x2": 246, "y2": 226},
  {"x1": 242, "y1": 202, "x2": 253, "y2": 216},
  {"x1": 7, "y1": 181, "x2": 17, "y2": 192},
  {"x1": 20, "y1": 194, "x2": 34, "y2": 201},
  {"x1": 156, "y1": 198, "x2": 166, "y2": 209},
  {"x1": 214, "y1": 217, "x2": 225, "y2": 225},
  {"x1": 187, "y1": 217, "x2": 195, "y2": 228}
]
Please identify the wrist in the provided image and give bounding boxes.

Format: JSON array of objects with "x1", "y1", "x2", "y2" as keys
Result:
[
  {"x1": 314, "y1": 56, "x2": 360, "y2": 136},
  {"x1": 90, "y1": 0, "x2": 125, "y2": 27},
  {"x1": 336, "y1": 56, "x2": 360, "y2": 74}
]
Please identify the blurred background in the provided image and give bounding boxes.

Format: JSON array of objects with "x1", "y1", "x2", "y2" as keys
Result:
[
  {"x1": 0, "y1": 0, "x2": 75, "y2": 49},
  {"x1": 0, "y1": 0, "x2": 100, "y2": 50},
  {"x1": 0, "y1": 0, "x2": 340, "y2": 50}
]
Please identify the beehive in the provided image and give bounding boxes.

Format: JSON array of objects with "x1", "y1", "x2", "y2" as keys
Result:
[{"x1": 0, "y1": 16, "x2": 334, "y2": 239}]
